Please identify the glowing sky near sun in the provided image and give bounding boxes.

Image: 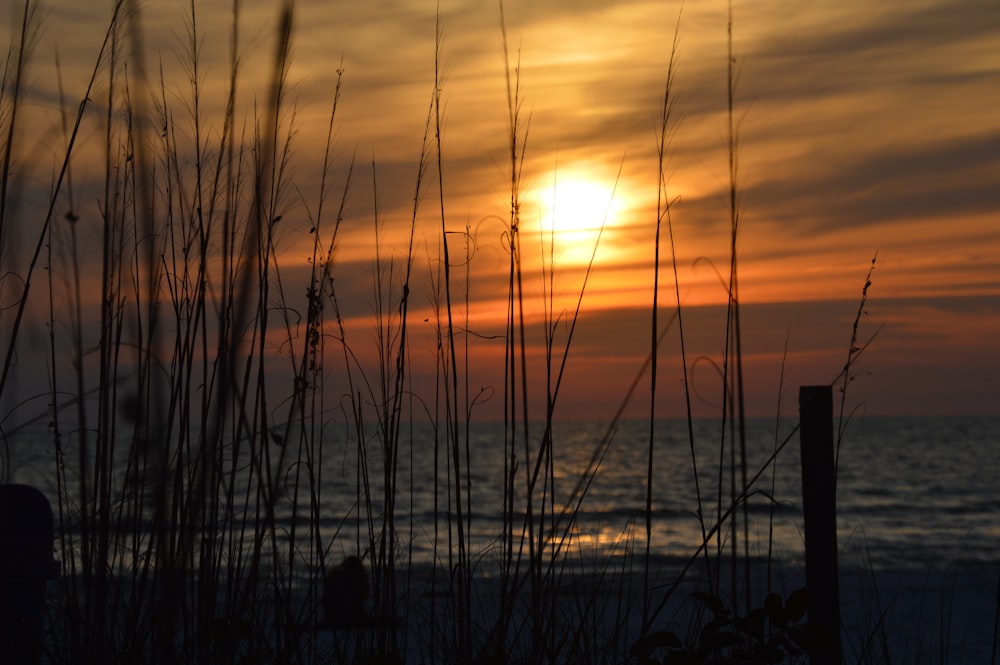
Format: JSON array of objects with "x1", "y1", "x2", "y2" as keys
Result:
[{"x1": 2, "y1": 0, "x2": 998, "y2": 418}]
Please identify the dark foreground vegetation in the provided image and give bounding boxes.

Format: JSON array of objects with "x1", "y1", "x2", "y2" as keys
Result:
[{"x1": 1, "y1": 1, "x2": 952, "y2": 664}]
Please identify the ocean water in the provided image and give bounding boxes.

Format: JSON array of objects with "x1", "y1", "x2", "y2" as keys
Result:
[
  {"x1": 279, "y1": 414, "x2": 1000, "y2": 575},
  {"x1": 4, "y1": 414, "x2": 998, "y2": 660},
  {"x1": 8, "y1": 415, "x2": 996, "y2": 574}
]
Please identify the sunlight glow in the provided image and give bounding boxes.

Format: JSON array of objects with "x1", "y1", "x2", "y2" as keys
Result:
[
  {"x1": 538, "y1": 177, "x2": 620, "y2": 234},
  {"x1": 526, "y1": 173, "x2": 627, "y2": 268}
]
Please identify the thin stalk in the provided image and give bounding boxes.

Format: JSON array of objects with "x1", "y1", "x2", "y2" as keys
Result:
[
  {"x1": 497, "y1": 4, "x2": 533, "y2": 658},
  {"x1": 722, "y1": 0, "x2": 751, "y2": 614},
  {"x1": 429, "y1": 8, "x2": 473, "y2": 660},
  {"x1": 835, "y1": 252, "x2": 878, "y2": 478},
  {"x1": 645, "y1": 9, "x2": 683, "y2": 626},
  {"x1": 0, "y1": 0, "x2": 37, "y2": 251},
  {"x1": 766, "y1": 326, "x2": 792, "y2": 593}
]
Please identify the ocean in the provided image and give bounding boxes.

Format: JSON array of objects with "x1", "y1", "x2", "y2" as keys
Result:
[
  {"x1": 4, "y1": 414, "x2": 998, "y2": 661},
  {"x1": 285, "y1": 415, "x2": 999, "y2": 573}
]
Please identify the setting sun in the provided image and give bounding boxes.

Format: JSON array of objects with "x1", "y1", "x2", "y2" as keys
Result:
[
  {"x1": 528, "y1": 173, "x2": 627, "y2": 267},
  {"x1": 537, "y1": 177, "x2": 620, "y2": 234}
]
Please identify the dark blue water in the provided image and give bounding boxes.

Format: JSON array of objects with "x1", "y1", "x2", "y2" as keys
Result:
[
  {"x1": 292, "y1": 415, "x2": 1000, "y2": 574},
  {"x1": 7, "y1": 415, "x2": 997, "y2": 573}
]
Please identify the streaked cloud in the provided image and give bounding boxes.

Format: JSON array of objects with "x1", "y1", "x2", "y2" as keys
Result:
[{"x1": 3, "y1": 0, "x2": 996, "y2": 416}]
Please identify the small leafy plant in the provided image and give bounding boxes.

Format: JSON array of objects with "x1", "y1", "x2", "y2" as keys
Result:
[{"x1": 631, "y1": 588, "x2": 829, "y2": 665}]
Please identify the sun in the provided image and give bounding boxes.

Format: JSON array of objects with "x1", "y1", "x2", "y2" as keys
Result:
[
  {"x1": 528, "y1": 173, "x2": 625, "y2": 267},
  {"x1": 537, "y1": 177, "x2": 619, "y2": 234}
]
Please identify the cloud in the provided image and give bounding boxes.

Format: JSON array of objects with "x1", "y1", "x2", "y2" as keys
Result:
[{"x1": 746, "y1": 132, "x2": 1000, "y2": 233}]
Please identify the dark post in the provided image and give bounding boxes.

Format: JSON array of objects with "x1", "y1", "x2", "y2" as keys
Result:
[
  {"x1": 0, "y1": 484, "x2": 59, "y2": 665},
  {"x1": 799, "y1": 386, "x2": 842, "y2": 664}
]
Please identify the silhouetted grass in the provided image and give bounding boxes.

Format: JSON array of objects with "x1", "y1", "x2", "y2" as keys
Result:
[{"x1": 0, "y1": 1, "x2": 975, "y2": 664}]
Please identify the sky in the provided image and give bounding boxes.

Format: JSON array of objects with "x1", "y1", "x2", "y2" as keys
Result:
[{"x1": 2, "y1": 0, "x2": 998, "y2": 422}]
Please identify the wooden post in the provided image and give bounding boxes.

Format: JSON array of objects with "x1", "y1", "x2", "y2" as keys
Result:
[{"x1": 799, "y1": 386, "x2": 842, "y2": 664}]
